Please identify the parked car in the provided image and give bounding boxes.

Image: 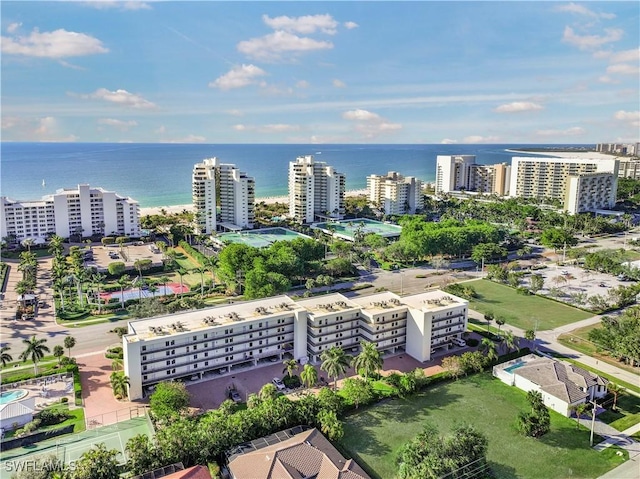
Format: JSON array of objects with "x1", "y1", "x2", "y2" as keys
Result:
[
  {"x1": 272, "y1": 377, "x2": 286, "y2": 391},
  {"x1": 452, "y1": 337, "x2": 466, "y2": 347},
  {"x1": 230, "y1": 390, "x2": 242, "y2": 403}
]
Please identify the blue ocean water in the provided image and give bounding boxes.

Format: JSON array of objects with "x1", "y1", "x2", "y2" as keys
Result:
[{"x1": 0, "y1": 143, "x2": 583, "y2": 208}]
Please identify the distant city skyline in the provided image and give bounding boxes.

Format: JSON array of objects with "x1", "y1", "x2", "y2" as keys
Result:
[{"x1": 1, "y1": 1, "x2": 638, "y2": 144}]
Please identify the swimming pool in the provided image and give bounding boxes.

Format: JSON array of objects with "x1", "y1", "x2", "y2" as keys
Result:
[
  {"x1": 0, "y1": 389, "x2": 28, "y2": 405},
  {"x1": 504, "y1": 362, "x2": 526, "y2": 374}
]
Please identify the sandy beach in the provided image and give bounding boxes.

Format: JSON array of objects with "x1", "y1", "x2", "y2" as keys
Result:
[
  {"x1": 139, "y1": 188, "x2": 370, "y2": 217},
  {"x1": 505, "y1": 149, "x2": 619, "y2": 160}
]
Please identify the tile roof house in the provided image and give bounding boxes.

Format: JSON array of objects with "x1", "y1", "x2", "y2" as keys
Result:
[
  {"x1": 227, "y1": 427, "x2": 370, "y2": 479},
  {"x1": 163, "y1": 465, "x2": 212, "y2": 479},
  {"x1": 494, "y1": 354, "x2": 608, "y2": 416}
]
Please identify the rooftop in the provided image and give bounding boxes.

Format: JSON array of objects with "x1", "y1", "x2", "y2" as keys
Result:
[
  {"x1": 126, "y1": 295, "x2": 300, "y2": 342},
  {"x1": 401, "y1": 290, "x2": 467, "y2": 311},
  {"x1": 295, "y1": 293, "x2": 359, "y2": 314},
  {"x1": 349, "y1": 291, "x2": 406, "y2": 313}
]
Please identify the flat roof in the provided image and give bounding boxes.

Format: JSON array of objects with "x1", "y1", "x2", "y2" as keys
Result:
[
  {"x1": 126, "y1": 295, "x2": 299, "y2": 341},
  {"x1": 349, "y1": 291, "x2": 406, "y2": 312},
  {"x1": 294, "y1": 293, "x2": 359, "y2": 313},
  {"x1": 401, "y1": 290, "x2": 467, "y2": 311}
]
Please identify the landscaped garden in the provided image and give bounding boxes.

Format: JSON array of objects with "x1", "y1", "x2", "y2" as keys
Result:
[
  {"x1": 465, "y1": 279, "x2": 592, "y2": 331},
  {"x1": 339, "y1": 372, "x2": 627, "y2": 479}
]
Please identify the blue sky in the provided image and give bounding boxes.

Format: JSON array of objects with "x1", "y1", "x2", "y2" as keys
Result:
[{"x1": 1, "y1": 1, "x2": 638, "y2": 144}]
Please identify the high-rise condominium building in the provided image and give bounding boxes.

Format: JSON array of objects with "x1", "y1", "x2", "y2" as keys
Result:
[
  {"x1": 288, "y1": 155, "x2": 345, "y2": 224},
  {"x1": 1, "y1": 184, "x2": 140, "y2": 241},
  {"x1": 367, "y1": 171, "x2": 424, "y2": 215},
  {"x1": 123, "y1": 289, "x2": 468, "y2": 399},
  {"x1": 509, "y1": 157, "x2": 619, "y2": 214},
  {"x1": 192, "y1": 158, "x2": 255, "y2": 234},
  {"x1": 617, "y1": 158, "x2": 640, "y2": 180},
  {"x1": 435, "y1": 155, "x2": 510, "y2": 196}
]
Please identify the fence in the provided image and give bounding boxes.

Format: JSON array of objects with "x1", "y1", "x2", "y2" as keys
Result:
[
  {"x1": 85, "y1": 405, "x2": 149, "y2": 430},
  {"x1": 1, "y1": 372, "x2": 73, "y2": 390}
]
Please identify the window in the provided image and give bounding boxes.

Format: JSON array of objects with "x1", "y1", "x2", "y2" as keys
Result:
[
  {"x1": 194, "y1": 364, "x2": 198, "y2": 369},
  {"x1": 204, "y1": 361, "x2": 209, "y2": 366},
  {"x1": 143, "y1": 365, "x2": 147, "y2": 371},
  {"x1": 141, "y1": 345, "x2": 147, "y2": 351},
  {"x1": 143, "y1": 375, "x2": 148, "y2": 381},
  {"x1": 193, "y1": 354, "x2": 198, "y2": 359},
  {"x1": 193, "y1": 335, "x2": 197, "y2": 341},
  {"x1": 142, "y1": 355, "x2": 147, "y2": 361},
  {"x1": 204, "y1": 333, "x2": 208, "y2": 339},
  {"x1": 166, "y1": 351, "x2": 170, "y2": 356},
  {"x1": 193, "y1": 345, "x2": 197, "y2": 350}
]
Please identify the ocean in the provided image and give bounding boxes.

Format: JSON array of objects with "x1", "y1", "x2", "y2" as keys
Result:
[{"x1": 0, "y1": 143, "x2": 585, "y2": 208}]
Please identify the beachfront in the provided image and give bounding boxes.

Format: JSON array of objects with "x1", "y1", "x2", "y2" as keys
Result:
[{"x1": 139, "y1": 188, "x2": 369, "y2": 217}]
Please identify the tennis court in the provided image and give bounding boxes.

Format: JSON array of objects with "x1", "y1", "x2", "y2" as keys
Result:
[
  {"x1": 216, "y1": 227, "x2": 312, "y2": 248},
  {"x1": 0, "y1": 413, "x2": 152, "y2": 473},
  {"x1": 100, "y1": 282, "x2": 189, "y2": 302},
  {"x1": 312, "y1": 218, "x2": 402, "y2": 241}
]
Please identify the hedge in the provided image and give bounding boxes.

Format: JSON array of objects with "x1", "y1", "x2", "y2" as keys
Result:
[
  {"x1": 178, "y1": 240, "x2": 208, "y2": 265},
  {"x1": 1, "y1": 424, "x2": 75, "y2": 451}
]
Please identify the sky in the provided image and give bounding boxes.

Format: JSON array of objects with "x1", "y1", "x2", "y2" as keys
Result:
[{"x1": 1, "y1": 1, "x2": 638, "y2": 144}]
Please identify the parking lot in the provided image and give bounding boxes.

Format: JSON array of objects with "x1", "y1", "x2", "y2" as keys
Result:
[{"x1": 85, "y1": 243, "x2": 163, "y2": 272}]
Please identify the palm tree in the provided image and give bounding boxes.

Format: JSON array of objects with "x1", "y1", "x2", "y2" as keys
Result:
[
  {"x1": 480, "y1": 337, "x2": 498, "y2": 363},
  {"x1": 525, "y1": 329, "x2": 536, "y2": 352},
  {"x1": 48, "y1": 235, "x2": 64, "y2": 257},
  {"x1": 53, "y1": 345, "x2": 64, "y2": 365},
  {"x1": 282, "y1": 359, "x2": 299, "y2": 378},
  {"x1": 258, "y1": 383, "x2": 278, "y2": 401},
  {"x1": 503, "y1": 330, "x2": 519, "y2": 353},
  {"x1": 159, "y1": 275, "x2": 170, "y2": 295},
  {"x1": 117, "y1": 275, "x2": 131, "y2": 309},
  {"x1": 484, "y1": 311, "x2": 494, "y2": 333},
  {"x1": 64, "y1": 335, "x2": 76, "y2": 358},
  {"x1": 92, "y1": 272, "x2": 107, "y2": 314},
  {"x1": 607, "y1": 382, "x2": 624, "y2": 411},
  {"x1": 300, "y1": 363, "x2": 318, "y2": 390},
  {"x1": 110, "y1": 372, "x2": 130, "y2": 399},
  {"x1": 352, "y1": 341, "x2": 383, "y2": 381},
  {"x1": 192, "y1": 266, "x2": 206, "y2": 297},
  {"x1": 320, "y1": 346, "x2": 352, "y2": 390},
  {"x1": 571, "y1": 402, "x2": 589, "y2": 430},
  {"x1": 495, "y1": 317, "x2": 506, "y2": 332},
  {"x1": 176, "y1": 268, "x2": 187, "y2": 297},
  {"x1": 53, "y1": 278, "x2": 67, "y2": 312},
  {"x1": 19, "y1": 336, "x2": 50, "y2": 375},
  {"x1": 111, "y1": 358, "x2": 123, "y2": 371},
  {"x1": 1, "y1": 346, "x2": 13, "y2": 367}
]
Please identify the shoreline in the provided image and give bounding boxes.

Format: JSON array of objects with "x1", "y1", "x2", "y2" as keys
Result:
[
  {"x1": 506, "y1": 149, "x2": 619, "y2": 160},
  {"x1": 139, "y1": 188, "x2": 369, "y2": 217}
]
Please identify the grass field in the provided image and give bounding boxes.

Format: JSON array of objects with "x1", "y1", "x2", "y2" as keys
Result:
[
  {"x1": 465, "y1": 279, "x2": 592, "y2": 331},
  {"x1": 339, "y1": 373, "x2": 627, "y2": 479},
  {"x1": 557, "y1": 324, "x2": 640, "y2": 375}
]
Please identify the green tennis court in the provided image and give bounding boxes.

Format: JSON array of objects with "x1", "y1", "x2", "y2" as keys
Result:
[
  {"x1": 312, "y1": 218, "x2": 402, "y2": 240},
  {"x1": 0, "y1": 415, "x2": 153, "y2": 473},
  {"x1": 217, "y1": 227, "x2": 312, "y2": 248}
]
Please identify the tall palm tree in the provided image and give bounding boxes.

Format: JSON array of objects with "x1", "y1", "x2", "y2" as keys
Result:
[
  {"x1": 607, "y1": 382, "x2": 624, "y2": 411},
  {"x1": 19, "y1": 336, "x2": 50, "y2": 375},
  {"x1": 300, "y1": 363, "x2": 318, "y2": 390},
  {"x1": 1, "y1": 346, "x2": 13, "y2": 367},
  {"x1": 53, "y1": 345, "x2": 64, "y2": 365},
  {"x1": 53, "y1": 278, "x2": 67, "y2": 312},
  {"x1": 110, "y1": 372, "x2": 130, "y2": 399},
  {"x1": 320, "y1": 346, "x2": 352, "y2": 390},
  {"x1": 176, "y1": 268, "x2": 187, "y2": 297},
  {"x1": 282, "y1": 359, "x2": 299, "y2": 378},
  {"x1": 64, "y1": 335, "x2": 76, "y2": 358},
  {"x1": 571, "y1": 402, "x2": 589, "y2": 430},
  {"x1": 480, "y1": 338, "x2": 498, "y2": 363},
  {"x1": 159, "y1": 275, "x2": 171, "y2": 295},
  {"x1": 117, "y1": 274, "x2": 132, "y2": 309},
  {"x1": 192, "y1": 266, "x2": 206, "y2": 297},
  {"x1": 92, "y1": 272, "x2": 107, "y2": 314},
  {"x1": 525, "y1": 329, "x2": 536, "y2": 352},
  {"x1": 48, "y1": 235, "x2": 64, "y2": 257},
  {"x1": 352, "y1": 341, "x2": 383, "y2": 381}
]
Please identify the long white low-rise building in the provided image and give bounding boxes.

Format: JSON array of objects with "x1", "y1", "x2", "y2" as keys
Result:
[
  {"x1": 1, "y1": 184, "x2": 140, "y2": 241},
  {"x1": 124, "y1": 290, "x2": 468, "y2": 399}
]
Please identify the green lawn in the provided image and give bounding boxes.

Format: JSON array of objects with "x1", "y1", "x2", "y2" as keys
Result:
[
  {"x1": 339, "y1": 373, "x2": 627, "y2": 479},
  {"x1": 558, "y1": 324, "x2": 640, "y2": 375},
  {"x1": 466, "y1": 279, "x2": 592, "y2": 331},
  {"x1": 3, "y1": 403, "x2": 85, "y2": 439},
  {"x1": 597, "y1": 392, "x2": 640, "y2": 432},
  {"x1": 171, "y1": 247, "x2": 201, "y2": 270}
]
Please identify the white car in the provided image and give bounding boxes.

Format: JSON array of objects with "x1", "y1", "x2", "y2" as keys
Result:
[
  {"x1": 272, "y1": 377, "x2": 286, "y2": 391},
  {"x1": 452, "y1": 338, "x2": 466, "y2": 347}
]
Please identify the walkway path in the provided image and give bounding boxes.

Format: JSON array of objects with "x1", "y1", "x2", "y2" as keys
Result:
[{"x1": 593, "y1": 420, "x2": 640, "y2": 478}]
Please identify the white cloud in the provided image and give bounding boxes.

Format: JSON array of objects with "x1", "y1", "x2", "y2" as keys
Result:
[
  {"x1": 6, "y1": 23, "x2": 21, "y2": 34},
  {"x1": 154, "y1": 125, "x2": 166, "y2": 134},
  {"x1": 555, "y1": 3, "x2": 616, "y2": 19},
  {"x1": 258, "y1": 124, "x2": 300, "y2": 133},
  {"x1": 344, "y1": 21, "x2": 359, "y2": 30},
  {"x1": 97, "y1": 118, "x2": 138, "y2": 130},
  {"x1": 462, "y1": 135, "x2": 501, "y2": 143},
  {"x1": 562, "y1": 26, "x2": 623, "y2": 51},
  {"x1": 440, "y1": 138, "x2": 458, "y2": 144},
  {"x1": 1, "y1": 28, "x2": 108, "y2": 58},
  {"x1": 262, "y1": 14, "x2": 338, "y2": 35},
  {"x1": 3, "y1": 116, "x2": 77, "y2": 141},
  {"x1": 76, "y1": 88, "x2": 156, "y2": 109},
  {"x1": 614, "y1": 110, "x2": 640, "y2": 127},
  {"x1": 342, "y1": 109, "x2": 401, "y2": 139},
  {"x1": 535, "y1": 126, "x2": 585, "y2": 137},
  {"x1": 598, "y1": 48, "x2": 640, "y2": 63},
  {"x1": 237, "y1": 31, "x2": 333, "y2": 62},
  {"x1": 598, "y1": 75, "x2": 618, "y2": 84},
  {"x1": 82, "y1": 1, "x2": 152, "y2": 11},
  {"x1": 163, "y1": 134, "x2": 206, "y2": 143},
  {"x1": 606, "y1": 63, "x2": 639, "y2": 75},
  {"x1": 225, "y1": 109, "x2": 244, "y2": 117},
  {"x1": 233, "y1": 124, "x2": 246, "y2": 131},
  {"x1": 342, "y1": 109, "x2": 381, "y2": 121},
  {"x1": 332, "y1": 79, "x2": 347, "y2": 88},
  {"x1": 494, "y1": 101, "x2": 544, "y2": 113},
  {"x1": 209, "y1": 64, "x2": 267, "y2": 90},
  {"x1": 296, "y1": 80, "x2": 310, "y2": 89}
]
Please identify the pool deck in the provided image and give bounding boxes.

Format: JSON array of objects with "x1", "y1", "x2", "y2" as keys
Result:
[{"x1": 0, "y1": 374, "x2": 76, "y2": 410}]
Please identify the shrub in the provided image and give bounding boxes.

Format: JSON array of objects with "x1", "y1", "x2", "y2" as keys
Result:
[
  {"x1": 60, "y1": 397, "x2": 69, "y2": 404},
  {"x1": 466, "y1": 338, "x2": 480, "y2": 347},
  {"x1": 283, "y1": 375, "x2": 301, "y2": 389},
  {"x1": 37, "y1": 409, "x2": 68, "y2": 427}
]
